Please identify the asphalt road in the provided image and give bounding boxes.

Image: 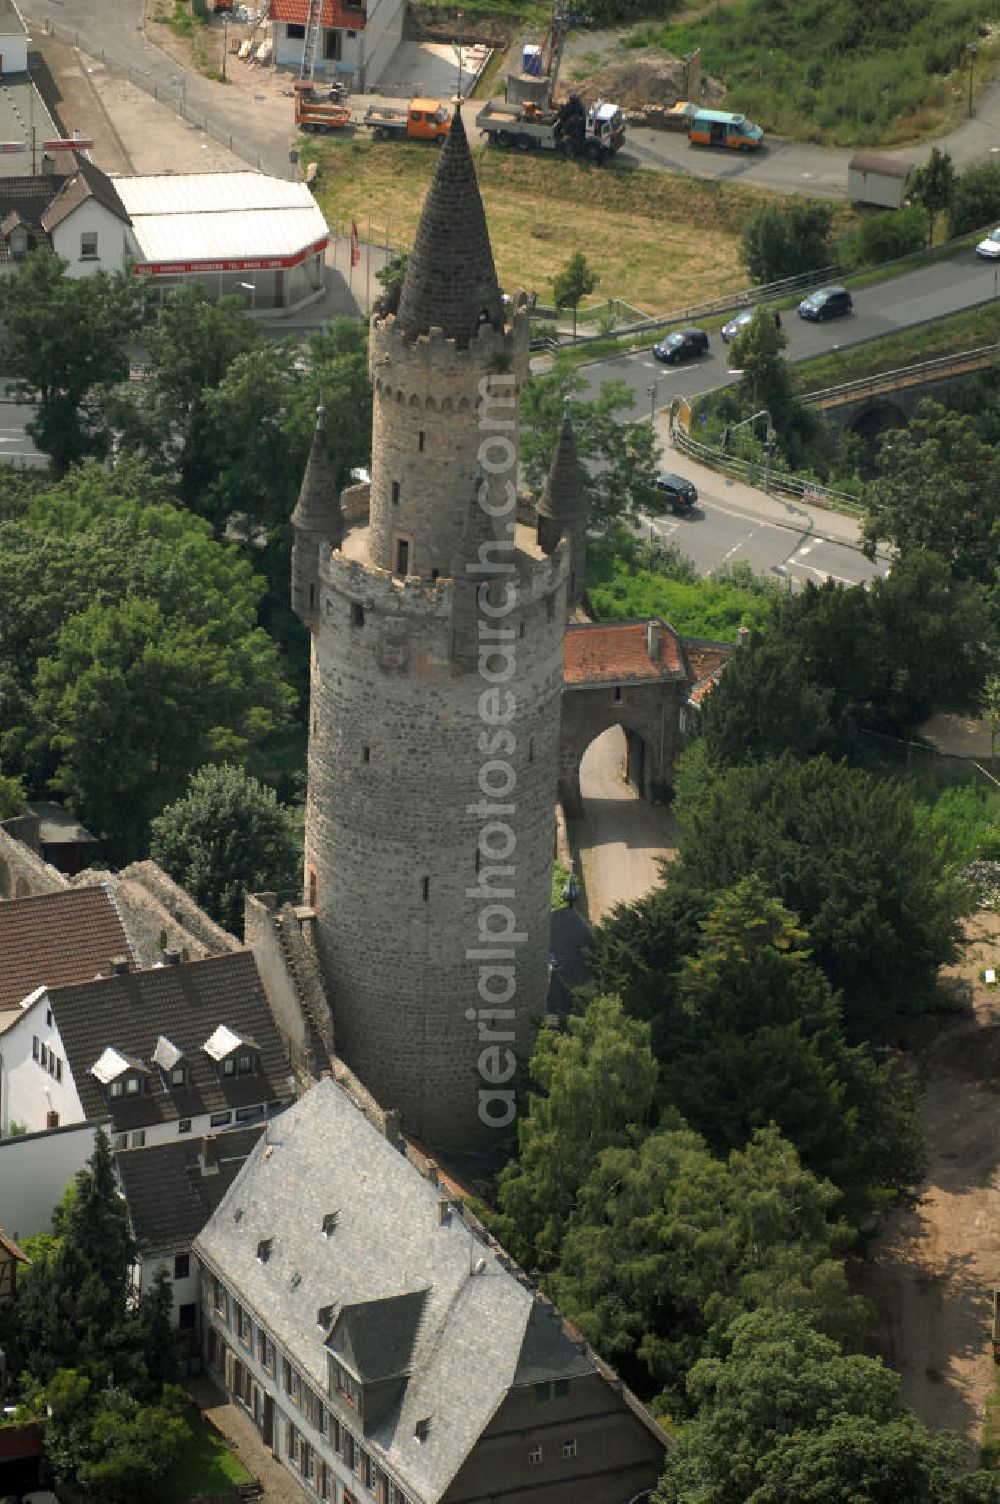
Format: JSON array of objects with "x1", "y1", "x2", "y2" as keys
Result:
[
  {"x1": 0, "y1": 401, "x2": 43, "y2": 467},
  {"x1": 575, "y1": 725, "x2": 677, "y2": 925},
  {"x1": 578, "y1": 247, "x2": 1000, "y2": 414}
]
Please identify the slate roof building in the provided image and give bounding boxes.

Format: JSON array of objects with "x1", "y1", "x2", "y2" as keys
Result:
[
  {"x1": 195, "y1": 1078, "x2": 667, "y2": 1504},
  {"x1": 116, "y1": 1126, "x2": 264, "y2": 1329},
  {"x1": 0, "y1": 951, "x2": 292, "y2": 1145}
]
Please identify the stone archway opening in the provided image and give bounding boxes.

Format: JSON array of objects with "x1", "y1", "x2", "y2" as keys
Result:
[{"x1": 571, "y1": 725, "x2": 678, "y2": 926}]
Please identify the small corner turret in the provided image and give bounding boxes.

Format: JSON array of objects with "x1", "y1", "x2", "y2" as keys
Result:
[
  {"x1": 537, "y1": 399, "x2": 589, "y2": 608},
  {"x1": 291, "y1": 405, "x2": 345, "y2": 631}
]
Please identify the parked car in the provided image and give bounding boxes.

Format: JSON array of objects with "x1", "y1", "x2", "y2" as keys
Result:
[
  {"x1": 798, "y1": 286, "x2": 853, "y2": 322},
  {"x1": 976, "y1": 227, "x2": 1000, "y2": 260},
  {"x1": 655, "y1": 472, "x2": 698, "y2": 513},
  {"x1": 653, "y1": 327, "x2": 709, "y2": 363}
]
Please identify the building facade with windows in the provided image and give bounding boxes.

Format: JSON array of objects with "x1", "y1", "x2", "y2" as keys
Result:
[
  {"x1": 0, "y1": 951, "x2": 291, "y2": 1144},
  {"x1": 268, "y1": 0, "x2": 404, "y2": 93},
  {"x1": 194, "y1": 1078, "x2": 667, "y2": 1504}
]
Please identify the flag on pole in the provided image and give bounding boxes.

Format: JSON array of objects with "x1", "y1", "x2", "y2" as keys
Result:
[{"x1": 350, "y1": 220, "x2": 361, "y2": 267}]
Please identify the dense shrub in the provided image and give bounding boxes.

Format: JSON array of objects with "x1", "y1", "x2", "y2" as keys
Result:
[
  {"x1": 947, "y1": 161, "x2": 1000, "y2": 236},
  {"x1": 839, "y1": 206, "x2": 929, "y2": 269}
]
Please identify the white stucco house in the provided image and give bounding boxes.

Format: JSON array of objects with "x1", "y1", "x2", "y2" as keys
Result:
[
  {"x1": 268, "y1": 0, "x2": 403, "y2": 92},
  {"x1": 0, "y1": 951, "x2": 292, "y2": 1147}
]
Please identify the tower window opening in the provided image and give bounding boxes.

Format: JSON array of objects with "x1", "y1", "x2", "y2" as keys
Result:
[
  {"x1": 309, "y1": 583, "x2": 316, "y2": 608},
  {"x1": 392, "y1": 481, "x2": 400, "y2": 506},
  {"x1": 613, "y1": 686, "x2": 624, "y2": 704},
  {"x1": 431, "y1": 568, "x2": 440, "y2": 582},
  {"x1": 396, "y1": 538, "x2": 410, "y2": 576},
  {"x1": 547, "y1": 597, "x2": 556, "y2": 622},
  {"x1": 308, "y1": 869, "x2": 318, "y2": 907},
  {"x1": 362, "y1": 746, "x2": 371, "y2": 764},
  {"x1": 475, "y1": 848, "x2": 481, "y2": 873},
  {"x1": 418, "y1": 431, "x2": 425, "y2": 452},
  {"x1": 529, "y1": 738, "x2": 534, "y2": 763},
  {"x1": 519, "y1": 621, "x2": 525, "y2": 639},
  {"x1": 422, "y1": 877, "x2": 430, "y2": 902},
  {"x1": 351, "y1": 602, "x2": 365, "y2": 628}
]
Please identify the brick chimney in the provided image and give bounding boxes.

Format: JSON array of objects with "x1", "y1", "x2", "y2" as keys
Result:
[
  {"x1": 199, "y1": 1135, "x2": 220, "y2": 1176},
  {"x1": 645, "y1": 620, "x2": 660, "y2": 663}
]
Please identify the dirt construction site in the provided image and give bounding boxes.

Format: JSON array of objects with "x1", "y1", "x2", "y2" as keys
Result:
[{"x1": 853, "y1": 908, "x2": 1000, "y2": 1459}]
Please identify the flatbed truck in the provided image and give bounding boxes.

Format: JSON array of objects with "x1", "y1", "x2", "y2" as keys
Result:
[
  {"x1": 361, "y1": 100, "x2": 451, "y2": 143},
  {"x1": 475, "y1": 96, "x2": 625, "y2": 159}
]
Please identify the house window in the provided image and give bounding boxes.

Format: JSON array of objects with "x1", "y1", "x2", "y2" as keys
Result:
[
  {"x1": 40, "y1": 1043, "x2": 47, "y2": 1068},
  {"x1": 32, "y1": 1035, "x2": 38, "y2": 1060},
  {"x1": 336, "y1": 1363, "x2": 360, "y2": 1409},
  {"x1": 46, "y1": 1008, "x2": 52, "y2": 1026},
  {"x1": 178, "y1": 1118, "x2": 192, "y2": 1134},
  {"x1": 210, "y1": 1110, "x2": 232, "y2": 1127},
  {"x1": 55, "y1": 1058, "x2": 62, "y2": 1082},
  {"x1": 351, "y1": 602, "x2": 365, "y2": 628},
  {"x1": 391, "y1": 481, "x2": 400, "y2": 507},
  {"x1": 126, "y1": 1075, "x2": 140, "y2": 1094},
  {"x1": 174, "y1": 1253, "x2": 190, "y2": 1281},
  {"x1": 562, "y1": 1438, "x2": 577, "y2": 1458},
  {"x1": 287, "y1": 21, "x2": 305, "y2": 37},
  {"x1": 223, "y1": 1057, "x2": 236, "y2": 1076},
  {"x1": 110, "y1": 1080, "x2": 124, "y2": 1098},
  {"x1": 113, "y1": 1132, "x2": 128, "y2": 1150},
  {"x1": 239, "y1": 1053, "x2": 254, "y2": 1074},
  {"x1": 178, "y1": 1302, "x2": 197, "y2": 1330},
  {"x1": 613, "y1": 686, "x2": 623, "y2": 703},
  {"x1": 212, "y1": 1277, "x2": 227, "y2": 1315},
  {"x1": 47, "y1": 1053, "x2": 56, "y2": 1076},
  {"x1": 235, "y1": 1104, "x2": 263, "y2": 1124},
  {"x1": 528, "y1": 1445, "x2": 543, "y2": 1464},
  {"x1": 534, "y1": 1382, "x2": 551, "y2": 1400},
  {"x1": 171, "y1": 1065, "x2": 186, "y2": 1085},
  {"x1": 553, "y1": 1378, "x2": 570, "y2": 1396},
  {"x1": 131, "y1": 1129, "x2": 146, "y2": 1148},
  {"x1": 80, "y1": 230, "x2": 98, "y2": 259},
  {"x1": 323, "y1": 29, "x2": 341, "y2": 60}
]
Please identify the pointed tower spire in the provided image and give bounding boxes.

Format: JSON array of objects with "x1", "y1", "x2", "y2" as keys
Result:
[
  {"x1": 395, "y1": 104, "x2": 505, "y2": 349},
  {"x1": 537, "y1": 400, "x2": 588, "y2": 552},
  {"x1": 292, "y1": 404, "x2": 344, "y2": 547}
]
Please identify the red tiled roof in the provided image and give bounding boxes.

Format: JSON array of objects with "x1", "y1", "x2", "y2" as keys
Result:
[
  {"x1": 0, "y1": 885, "x2": 133, "y2": 1013},
  {"x1": 0, "y1": 1227, "x2": 28, "y2": 1264},
  {"x1": 563, "y1": 620, "x2": 684, "y2": 687},
  {"x1": 681, "y1": 637, "x2": 733, "y2": 705},
  {"x1": 269, "y1": 0, "x2": 365, "y2": 27}
]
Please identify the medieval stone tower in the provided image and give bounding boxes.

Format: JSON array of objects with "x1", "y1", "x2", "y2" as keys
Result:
[{"x1": 293, "y1": 107, "x2": 570, "y2": 1149}]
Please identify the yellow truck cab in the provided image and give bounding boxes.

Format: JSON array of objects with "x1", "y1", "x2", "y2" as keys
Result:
[{"x1": 689, "y1": 109, "x2": 763, "y2": 151}]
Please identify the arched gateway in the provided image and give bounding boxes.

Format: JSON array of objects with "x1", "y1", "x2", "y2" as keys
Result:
[{"x1": 559, "y1": 619, "x2": 731, "y2": 812}]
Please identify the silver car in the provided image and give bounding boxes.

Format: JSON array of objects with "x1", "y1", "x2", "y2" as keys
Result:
[{"x1": 976, "y1": 227, "x2": 1000, "y2": 260}]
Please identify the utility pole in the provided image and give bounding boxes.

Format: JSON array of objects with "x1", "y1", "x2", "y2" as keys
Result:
[
  {"x1": 222, "y1": 15, "x2": 228, "y2": 82},
  {"x1": 968, "y1": 42, "x2": 978, "y2": 117}
]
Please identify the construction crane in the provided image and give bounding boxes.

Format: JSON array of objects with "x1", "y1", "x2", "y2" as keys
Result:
[{"x1": 535, "y1": 4, "x2": 593, "y2": 105}]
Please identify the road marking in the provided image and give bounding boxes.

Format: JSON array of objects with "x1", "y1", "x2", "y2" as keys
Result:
[
  {"x1": 796, "y1": 543, "x2": 813, "y2": 556},
  {"x1": 787, "y1": 558, "x2": 855, "y2": 585}
]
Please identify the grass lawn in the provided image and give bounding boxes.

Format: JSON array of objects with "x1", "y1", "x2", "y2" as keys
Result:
[
  {"x1": 795, "y1": 300, "x2": 1000, "y2": 394},
  {"x1": 305, "y1": 136, "x2": 848, "y2": 313},
  {"x1": 166, "y1": 1408, "x2": 254, "y2": 1500}
]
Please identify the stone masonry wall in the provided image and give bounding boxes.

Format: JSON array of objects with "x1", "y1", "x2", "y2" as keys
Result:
[{"x1": 559, "y1": 680, "x2": 688, "y2": 810}]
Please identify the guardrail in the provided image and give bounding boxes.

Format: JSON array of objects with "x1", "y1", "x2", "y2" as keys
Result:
[
  {"x1": 803, "y1": 343, "x2": 1000, "y2": 407},
  {"x1": 671, "y1": 419, "x2": 864, "y2": 515}
]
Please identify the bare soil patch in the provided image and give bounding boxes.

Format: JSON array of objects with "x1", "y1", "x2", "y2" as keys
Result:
[{"x1": 852, "y1": 910, "x2": 1000, "y2": 1459}]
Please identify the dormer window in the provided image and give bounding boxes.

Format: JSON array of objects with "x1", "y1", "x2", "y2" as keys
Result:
[
  {"x1": 415, "y1": 1417, "x2": 431, "y2": 1443},
  {"x1": 110, "y1": 1080, "x2": 123, "y2": 1098},
  {"x1": 257, "y1": 1238, "x2": 273, "y2": 1263},
  {"x1": 126, "y1": 1076, "x2": 140, "y2": 1095},
  {"x1": 9, "y1": 226, "x2": 27, "y2": 258},
  {"x1": 239, "y1": 1052, "x2": 254, "y2": 1075},
  {"x1": 317, "y1": 1304, "x2": 334, "y2": 1329},
  {"x1": 153, "y1": 1035, "x2": 185, "y2": 1086},
  {"x1": 224, "y1": 1057, "x2": 236, "y2": 1077},
  {"x1": 322, "y1": 1211, "x2": 339, "y2": 1237},
  {"x1": 203, "y1": 1024, "x2": 258, "y2": 1080},
  {"x1": 171, "y1": 1065, "x2": 186, "y2": 1086}
]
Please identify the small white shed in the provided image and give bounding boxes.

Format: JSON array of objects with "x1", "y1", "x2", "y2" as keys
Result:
[
  {"x1": 848, "y1": 152, "x2": 913, "y2": 209},
  {"x1": 0, "y1": 0, "x2": 29, "y2": 75}
]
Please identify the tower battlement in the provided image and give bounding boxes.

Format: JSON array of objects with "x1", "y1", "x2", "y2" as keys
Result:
[{"x1": 370, "y1": 297, "x2": 531, "y2": 390}]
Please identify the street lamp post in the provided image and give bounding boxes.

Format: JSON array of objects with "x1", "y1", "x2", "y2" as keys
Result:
[
  {"x1": 646, "y1": 381, "x2": 657, "y2": 422},
  {"x1": 968, "y1": 42, "x2": 979, "y2": 117},
  {"x1": 222, "y1": 15, "x2": 228, "y2": 82}
]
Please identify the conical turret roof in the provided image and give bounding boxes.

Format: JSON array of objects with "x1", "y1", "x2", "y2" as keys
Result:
[
  {"x1": 538, "y1": 402, "x2": 589, "y2": 530},
  {"x1": 395, "y1": 105, "x2": 505, "y2": 349},
  {"x1": 291, "y1": 406, "x2": 344, "y2": 545}
]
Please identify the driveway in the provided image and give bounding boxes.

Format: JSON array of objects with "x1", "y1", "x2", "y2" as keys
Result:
[{"x1": 573, "y1": 725, "x2": 677, "y2": 925}]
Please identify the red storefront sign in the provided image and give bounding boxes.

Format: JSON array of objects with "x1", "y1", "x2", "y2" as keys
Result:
[{"x1": 132, "y1": 236, "x2": 329, "y2": 277}]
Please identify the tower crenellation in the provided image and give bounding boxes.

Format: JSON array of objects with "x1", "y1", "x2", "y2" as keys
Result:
[{"x1": 299, "y1": 105, "x2": 567, "y2": 1148}]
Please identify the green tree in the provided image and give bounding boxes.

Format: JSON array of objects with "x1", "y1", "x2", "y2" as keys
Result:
[
  {"x1": 947, "y1": 160, "x2": 1000, "y2": 237},
  {"x1": 552, "y1": 1126, "x2": 865, "y2": 1405},
  {"x1": 0, "y1": 253, "x2": 145, "y2": 472},
  {"x1": 740, "y1": 202, "x2": 834, "y2": 283},
  {"x1": 0, "y1": 767, "x2": 24, "y2": 818},
  {"x1": 656, "y1": 1309, "x2": 1000, "y2": 1503},
  {"x1": 665, "y1": 877, "x2": 926, "y2": 1212},
  {"x1": 909, "y1": 147, "x2": 956, "y2": 245},
  {"x1": 150, "y1": 762, "x2": 301, "y2": 932},
  {"x1": 36, "y1": 1371, "x2": 187, "y2": 1504},
  {"x1": 673, "y1": 749, "x2": 969, "y2": 1039},
  {"x1": 494, "y1": 994, "x2": 659, "y2": 1271},
  {"x1": 519, "y1": 367, "x2": 660, "y2": 531},
  {"x1": 134, "y1": 1268, "x2": 180, "y2": 1395},
  {"x1": 839, "y1": 204, "x2": 929, "y2": 267},
  {"x1": 863, "y1": 402, "x2": 1000, "y2": 591},
  {"x1": 552, "y1": 251, "x2": 598, "y2": 342},
  {"x1": 374, "y1": 249, "x2": 410, "y2": 316},
  {"x1": 728, "y1": 306, "x2": 794, "y2": 424}
]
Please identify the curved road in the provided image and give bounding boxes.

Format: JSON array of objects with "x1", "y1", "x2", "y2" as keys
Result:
[{"x1": 16, "y1": 0, "x2": 1000, "y2": 196}]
